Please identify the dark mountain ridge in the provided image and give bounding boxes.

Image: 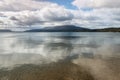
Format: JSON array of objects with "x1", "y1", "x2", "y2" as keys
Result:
[
  {"x1": 92, "y1": 27, "x2": 120, "y2": 32},
  {"x1": 25, "y1": 25, "x2": 91, "y2": 32},
  {"x1": 0, "y1": 29, "x2": 12, "y2": 32},
  {"x1": 0, "y1": 25, "x2": 120, "y2": 32}
]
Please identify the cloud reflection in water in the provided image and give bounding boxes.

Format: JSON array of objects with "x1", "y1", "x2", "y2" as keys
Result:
[{"x1": 0, "y1": 32, "x2": 120, "y2": 68}]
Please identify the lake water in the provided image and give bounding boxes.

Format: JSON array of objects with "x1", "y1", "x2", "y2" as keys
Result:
[{"x1": 0, "y1": 32, "x2": 120, "y2": 80}]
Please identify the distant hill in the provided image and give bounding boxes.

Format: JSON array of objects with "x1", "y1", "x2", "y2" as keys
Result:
[
  {"x1": 25, "y1": 25, "x2": 91, "y2": 32},
  {"x1": 0, "y1": 29, "x2": 12, "y2": 32},
  {"x1": 0, "y1": 26, "x2": 120, "y2": 32},
  {"x1": 93, "y1": 28, "x2": 120, "y2": 32}
]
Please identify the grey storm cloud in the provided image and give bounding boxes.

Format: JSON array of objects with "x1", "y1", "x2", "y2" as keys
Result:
[
  {"x1": 10, "y1": 16, "x2": 19, "y2": 21},
  {"x1": 0, "y1": 13, "x2": 6, "y2": 17},
  {"x1": 10, "y1": 16, "x2": 46, "y2": 26},
  {"x1": 0, "y1": 20, "x2": 3, "y2": 24},
  {"x1": 114, "y1": 18, "x2": 120, "y2": 21}
]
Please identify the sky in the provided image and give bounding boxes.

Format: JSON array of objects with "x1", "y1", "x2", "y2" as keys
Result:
[{"x1": 0, "y1": 0, "x2": 120, "y2": 30}]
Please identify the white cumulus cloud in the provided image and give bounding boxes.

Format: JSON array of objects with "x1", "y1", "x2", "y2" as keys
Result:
[
  {"x1": 72, "y1": 0, "x2": 120, "y2": 8},
  {"x1": 0, "y1": 0, "x2": 56, "y2": 11},
  {"x1": 0, "y1": 0, "x2": 120, "y2": 30},
  {"x1": 70, "y1": 8, "x2": 120, "y2": 28},
  {"x1": 0, "y1": 5, "x2": 73, "y2": 29}
]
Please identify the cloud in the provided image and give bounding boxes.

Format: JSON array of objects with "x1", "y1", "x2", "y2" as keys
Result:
[
  {"x1": 1, "y1": 8, "x2": 120, "y2": 29},
  {"x1": 0, "y1": 0, "x2": 56, "y2": 11},
  {"x1": 72, "y1": 0, "x2": 120, "y2": 8},
  {"x1": 0, "y1": 0, "x2": 73, "y2": 28},
  {"x1": 0, "y1": 0, "x2": 120, "y2": 29},
  {"x1": 0, "y1": 6, "x2": 73, "y2": 28},
  {"x1": 70, "y1": 8, "x2": 120, "y2": 28},
  {"x1": 0, "y1": 20, "x2": 3, "y2": 24}
]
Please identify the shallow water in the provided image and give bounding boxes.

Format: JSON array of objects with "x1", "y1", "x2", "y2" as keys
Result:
[{"x1": 0, "y1": 32, "x2": 120, "y2": 80}]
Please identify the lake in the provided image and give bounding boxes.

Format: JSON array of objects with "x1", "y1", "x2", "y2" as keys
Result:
[{"x1": 0, "y1": 32, "x2": 120, "y2": 80}]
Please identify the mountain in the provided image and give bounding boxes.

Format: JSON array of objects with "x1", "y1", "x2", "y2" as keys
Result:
[
  {"x1": 25, "y1": 25, "x2": 91, "y2": 32},
  {"x1": 0, "y1": 29, "x2": 12, "y2": 32},
  {"x1": 25, "y1": 25, "x2": 120, "y2": 32},
  {"x1": 0, "y1": 26, "x2": 120, "y2": 32},
  {"x1": 93, "y1": 28, "x2": 120, "y2": 32}
]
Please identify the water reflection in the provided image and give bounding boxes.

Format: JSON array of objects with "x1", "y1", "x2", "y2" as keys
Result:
[
  {"x1": 0, "y1": 32, "x2": 120, "y2": 80},
  {"x1": 0, "y1": 32, "x2": 120, "y2": 68}
]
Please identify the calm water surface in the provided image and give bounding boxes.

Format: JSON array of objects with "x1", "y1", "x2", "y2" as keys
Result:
[{"x1": 0, "y1": 32, "x2": 120, "y2": 80}]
